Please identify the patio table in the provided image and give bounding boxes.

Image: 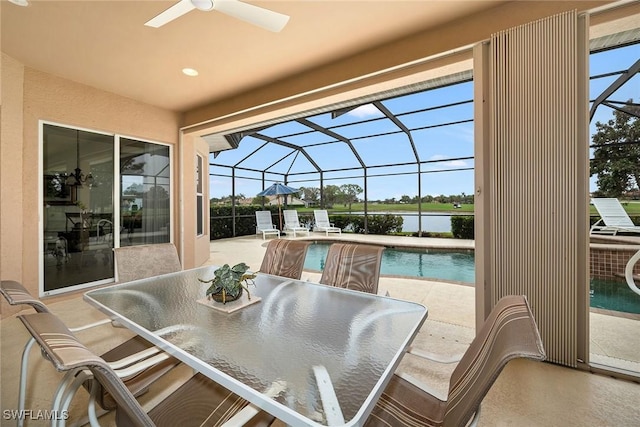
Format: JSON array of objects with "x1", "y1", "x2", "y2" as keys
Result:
[{"x1": 84, "y1": 266, "x2": 427, "y2": 426}]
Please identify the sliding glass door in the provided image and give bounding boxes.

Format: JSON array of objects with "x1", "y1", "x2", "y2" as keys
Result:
[
  {"x1": 41, "y1": 123, "x2": 171, "y2": 296},
  {"x1": 42, "y1": 124, "x2": 114, "y2": 293}
]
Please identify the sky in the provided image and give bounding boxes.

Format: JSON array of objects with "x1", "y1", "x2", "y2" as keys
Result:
[{"x1": 209, "y1": 42, "x2": 639, "y2": 201}]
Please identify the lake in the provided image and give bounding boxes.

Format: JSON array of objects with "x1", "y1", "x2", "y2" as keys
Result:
[{"x1": 354, "y1": 212, "x2": 469, "y2": 233}]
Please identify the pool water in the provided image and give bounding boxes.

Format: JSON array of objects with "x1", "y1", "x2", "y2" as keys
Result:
[
  {"x1": 304, "y1": 243, "x2": 475, "y2": 283},
  {"x1": 303, "y1": 242, "x2": 640, "y2": 315},
  {"x1": 590, "y1": 278, "x2": 640, "y2": 314}
]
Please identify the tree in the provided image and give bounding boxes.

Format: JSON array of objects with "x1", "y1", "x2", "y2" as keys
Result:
[
  {"x1": 591, "y1": 102, "x2": 640, "y2": 198},
  {"x1": 339, "y1": 184, "x2": 363, "y2": 211},
  {"x1": 399, "y1": 195, "x2": 412, "y2": 204},
  {"x1": 252, "y1": 196, "x2": 269, "y2": 205},
  {"x1": 299, "y1": 186, "x2": 320, "y2": 204},
  {"x1": 322, "y1": 185, "x2": 341, "y2": 208},
  {"x1": 124, "y1": 183, "x2": 144, "y2": 195}
]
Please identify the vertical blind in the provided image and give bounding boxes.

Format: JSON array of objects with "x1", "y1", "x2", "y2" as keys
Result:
[{"x1": 481, "y1": 10, "x2": 589, "y2": 367}]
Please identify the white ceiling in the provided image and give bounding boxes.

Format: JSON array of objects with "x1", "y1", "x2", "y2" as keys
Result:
[{"x1": 1, "y1": 0, "x2": 508, "y2": 112}]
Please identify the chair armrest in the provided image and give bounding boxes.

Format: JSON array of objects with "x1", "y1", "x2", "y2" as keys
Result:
[
  {"x1": 107, "y1": 346, "x2": 163, "y2": 370},
  {"x1": 68, "y1": 318, "x2": 114, "y2": 333},
  {"x1": 407, "y1": 346, "x2": 464, "y2": 364},
  {"x1": 113, "y1": 352, "x2": 171, "y2": 379}
]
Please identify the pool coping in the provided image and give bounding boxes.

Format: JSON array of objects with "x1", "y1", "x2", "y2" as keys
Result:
[{"x1": 297, "y1": 235, "x2": 474, "y2": 251}]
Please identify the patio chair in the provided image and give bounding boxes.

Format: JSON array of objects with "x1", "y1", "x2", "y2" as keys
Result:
[
  {"x1": 283, "y1": 209, "x2": 310, "y2": 237},
  {"x1": 590, "y1": 198, "x2": 640, "y2": 235},
  {"x1": 17, "y1": 311, "x2": 275, "y2": 427},
  {"x1": 259, "y1": 239, "x2": 311, "y2": 279},
  {"x1": 255, "y1": 210, "x2": 281, "y2": 240},
  {"x1": 0, "y1": 280, "x2": 179, "y2": 426},
  {"x1": 113, "y1": 242, "x2": 182, "y2": 282},
  {"x1": 364, "y1": 295, "x2": 546, "y2": 427},
  {"x1": 319, "y1": 243, "x2": 384, "y2": 294},
  {"x1": 313, "y1": 210, "x2": 342, "y2": 235}
]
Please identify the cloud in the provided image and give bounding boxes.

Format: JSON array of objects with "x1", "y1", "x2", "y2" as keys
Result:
[
  {"x1": 347, "y1": 104, "x2": 382, "y2": 118},
  {"x1": 446, "y1": 159, "x2": 468, "y2": 167},
  {"x1": 427, "y1": 155, "x2": 469, "y2": 168}
]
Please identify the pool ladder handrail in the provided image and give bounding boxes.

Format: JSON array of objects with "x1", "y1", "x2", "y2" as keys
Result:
[{"x1": 625, "y1": 249, "x2": 640, "y2": 297}]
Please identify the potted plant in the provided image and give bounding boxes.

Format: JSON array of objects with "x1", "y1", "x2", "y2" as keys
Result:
[{"x1": 199, "y1": 262, "x2": 256, "y2": 304}]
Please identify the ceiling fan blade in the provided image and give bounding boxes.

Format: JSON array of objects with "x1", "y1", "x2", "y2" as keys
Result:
[
  {"x1": 213, "y1": 0, "x2": 290, "y2": 32},
  {"x1": 145, "y1": 0, "x2": 197, "y2": 28}
]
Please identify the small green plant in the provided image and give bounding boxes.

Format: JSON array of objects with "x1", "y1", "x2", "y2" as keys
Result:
[{"x1": 199, "y1": 262, "x2": 256, "y2": 304}]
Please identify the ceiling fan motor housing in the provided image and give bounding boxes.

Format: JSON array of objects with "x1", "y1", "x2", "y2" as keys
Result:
[{"x1": 193, "y1": 0, "x2": 215, "y2": 12}]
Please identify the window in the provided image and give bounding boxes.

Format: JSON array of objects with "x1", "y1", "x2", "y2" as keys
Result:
[
  {"x1": 120, "y1": 138, "x2": 171, "y2": 246},
  {"x1": 196, "y1": 154, "x2": 204, "y2": 236}
]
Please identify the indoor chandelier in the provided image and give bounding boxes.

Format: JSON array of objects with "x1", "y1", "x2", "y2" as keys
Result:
[{"x1": 65, "y1": 130, "x2": 93, "y2": 187}]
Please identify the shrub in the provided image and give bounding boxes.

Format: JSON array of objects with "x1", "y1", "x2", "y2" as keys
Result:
[
  {"x1": 210, "y1": 206, "x2": 279, "y2": 240},
  {"x1": 451, "y1": 215, "x2": 474, "y2": 239},
  {"x1": 367, "y1": 214, "x2": 403, "y2": 234},
  {"x1": 331, "y1": 214, "x2": 359, "y2": 231},
  {"x1": 329, "y1": 214, "x2": 403, "y2": 235}
]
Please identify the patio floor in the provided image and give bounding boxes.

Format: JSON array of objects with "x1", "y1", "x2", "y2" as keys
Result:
[{"x1": 1, "y1": 234, "x2": 639, "y2": 426}]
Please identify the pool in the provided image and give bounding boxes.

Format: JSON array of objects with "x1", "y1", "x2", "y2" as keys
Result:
[
  {"x1": 304, "y1": 242, "x2": 475, "y2": 283},
  {"x1": 303, "y1": 242, "x2": 640, "y2": 315}
]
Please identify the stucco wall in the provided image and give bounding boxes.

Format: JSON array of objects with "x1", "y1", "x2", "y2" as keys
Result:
[
  {"x1": 1, "y1": 54, "x2": 25, "y2": 317},
  {"x1": 181, "y1": 134, "x2": 211, "y2": 269},
  {"x1": 1, "y1": 55, "x2": 182, "y2": 314}
]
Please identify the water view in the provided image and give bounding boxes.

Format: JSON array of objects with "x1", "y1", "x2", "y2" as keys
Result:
[{"x1": 358, "y1": 212, "x2": 460, "y2": 233}]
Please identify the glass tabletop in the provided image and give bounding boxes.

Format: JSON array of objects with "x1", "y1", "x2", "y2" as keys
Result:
[{"x1": 84, "y1": 266, "x2": 427, "y2": 426}]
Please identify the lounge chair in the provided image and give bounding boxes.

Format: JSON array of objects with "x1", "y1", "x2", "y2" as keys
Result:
[
  {"x1": 259, "y1": 239, "x2": 311, "y2": 279},
  {"x1": 313, "y1": 210, "x2": 342, "y2": 235},
  {"x1": 17, "y1": 311, "x2": 275, "y2": 427},
  {"x1": 590, "y1": 198, "x2": 640, "y2": 235},
  {"x1": 364, "y1": 295, "x2": 546, "y2": 427},
  {"x1": 283, "y1": 209, "x2": 310, "y2": 237},
  {"x1": 255, "y1": 210, "x2": 280, "y2": 240},
  {"x1": 320, "y1": 243, "x2": 384, "y2": 295}
]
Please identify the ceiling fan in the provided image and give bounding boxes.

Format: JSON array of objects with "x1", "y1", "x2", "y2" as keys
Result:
[{"x1": 145, "y1": 0, "x2": 290, "y2": 32}]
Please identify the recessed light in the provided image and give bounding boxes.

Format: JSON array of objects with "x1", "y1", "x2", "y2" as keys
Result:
[
  {"x1": 8, "y1": 0, "x2": 29, "y2": 6},
  {"x1": 182, "y1": 68, "x2": 199, "y2": 77}
]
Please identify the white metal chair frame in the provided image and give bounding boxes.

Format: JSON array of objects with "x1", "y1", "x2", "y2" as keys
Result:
[
  {"x1": 255, "y1": 211, "x2": 280, "y2": 240},
  {"x1": 18, "y1": 311, "x2": 280, "y2": 427},
  {"x1": 0, "y1": 281, "x2": 168, "y2": 427},
  {"x1": 283, "y1": 210, "x2": 310, "y2": 237},
  {"x1": 590, "y1": 198, "x2": 640, "y2": 235},
  {"x1": 313, "y1": 210, "x2": 342, "y2": 236}
]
